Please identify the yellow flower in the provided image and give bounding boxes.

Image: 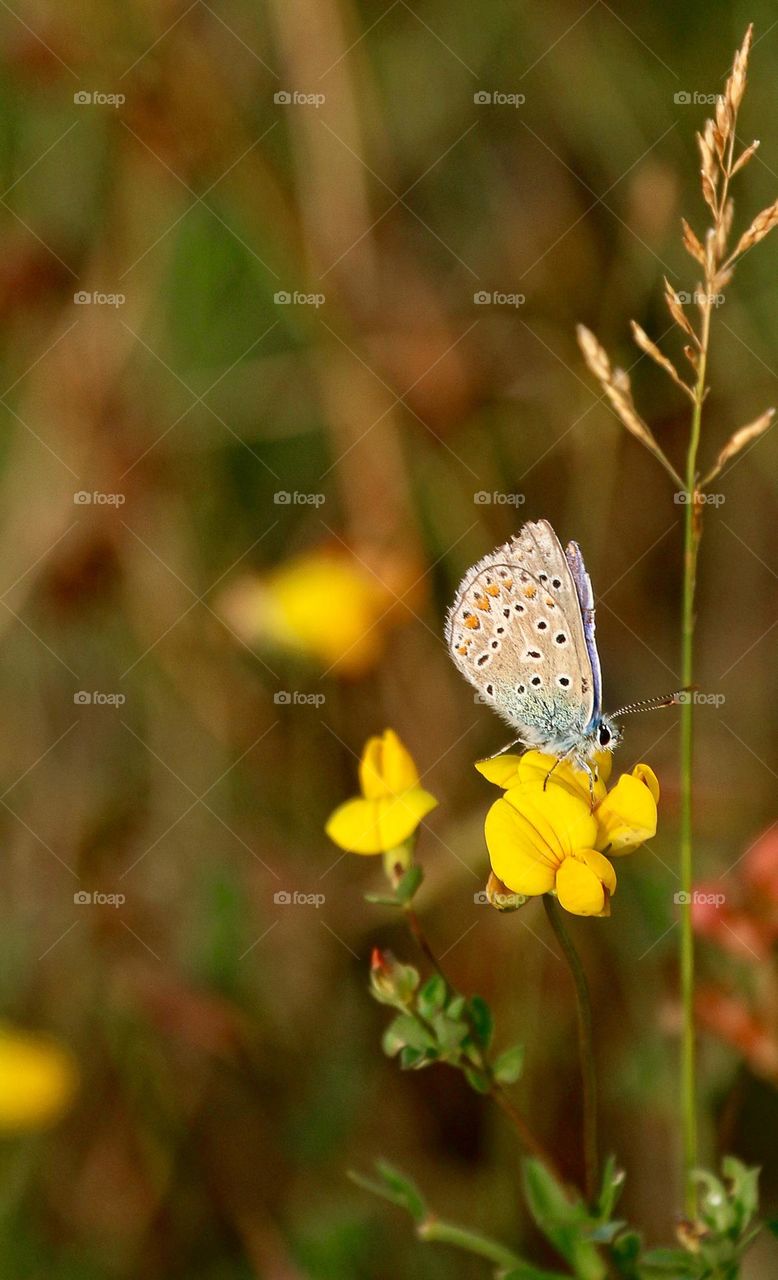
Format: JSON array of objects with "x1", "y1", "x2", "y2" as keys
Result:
[
  {"x1": 218, "y1": 547, "x2": 420, "y2": 676},
  {"x1": 0, "y1": 1025, "x2": 78, "y2": 1131},
  {"x1": 326, "y1": 729, "x2": 437, "y2": 855},
  {"x1": 479, "y1": 751, "x2": 659, "y2": 917}
]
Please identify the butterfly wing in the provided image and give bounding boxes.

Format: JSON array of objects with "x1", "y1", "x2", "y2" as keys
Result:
[
  {"x1": 445, "y1": 519, "x2": 596, "y2": 753},
  {"x1": 564, "y1": 539, "x2": 602, "y2": 730}
]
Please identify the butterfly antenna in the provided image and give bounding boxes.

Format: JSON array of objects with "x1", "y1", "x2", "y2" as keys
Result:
[{"x1": 610, "y1": 688, "x2": 694, "y2": 719}]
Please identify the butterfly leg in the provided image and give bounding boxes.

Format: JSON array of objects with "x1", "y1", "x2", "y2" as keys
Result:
[
  {"x1": 542, "y1": 747, "x2": 576, "y2": 791},
  {"x1": 485, "y1": 736, "x2": 528, "y2": 761}
]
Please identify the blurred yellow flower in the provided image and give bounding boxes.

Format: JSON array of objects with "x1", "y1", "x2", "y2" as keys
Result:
[
  {"x1": 478, "y1": 751, "x2": 659, "y2": 917},
  {"x1": 219, "y1": 547, "x2": 420, "y2": 676},
  {"x1": 0, "y1": 1025, "x2": 77, "y2": 1131},
  {"x1": 326, "y1": 729, "x2": 437, "y2": 855}
]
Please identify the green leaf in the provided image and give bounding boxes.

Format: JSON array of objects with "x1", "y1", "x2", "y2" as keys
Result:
[
  {"x1": 521, "y1": 1159, "x2": 606, "y2": 1280},
  {"x1": 396, "y1": 864, "x2": 423, "y2": 903},
  {"x1": 463, "y1": 1065, "x2": 492, "y2": 1094},
  {"x1": 447, "y1": 995, "x2": 466, "y2": 1019},
  {"x1": 467, "y1": 995, "x2": 494, "y2": 1049},
  {"x1": 722, "y1": 1155, "x2": 760, "y2": 1235},
  {"x1": 417, "y1": 974, "x2": 447, "y2": 1019},
  {"x1": 382, "y1": 1013, "x2": 437, "y2": 1058},
  {"x1": 596, "y1": 1154, "x2": 625, "y2": 1222},
  {"x1": 493, "y1": 1043, "x2": 525, "y2": 1085},
  {"x1": 374, "y1": 1160, "x2": 427, "y2": 1223},
  {"x1": 431, "y1": 1012, "x2": 468, "y2": 1054},
  {"x1": 399, "y1": 1045, "x2": 435, "y2": 1070},
  {"x1": 640, "y1": 1246, "x2": 698, "y2": 1274}
]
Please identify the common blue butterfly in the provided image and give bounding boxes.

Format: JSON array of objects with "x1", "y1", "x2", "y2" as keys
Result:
[{"x1": 445, "y1": 519, "x2": 676, "y2": 780}]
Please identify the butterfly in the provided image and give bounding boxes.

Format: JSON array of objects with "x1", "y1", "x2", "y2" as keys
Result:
[{"x1": 446, "y1": 518, "x2": 677, "y2": 783}]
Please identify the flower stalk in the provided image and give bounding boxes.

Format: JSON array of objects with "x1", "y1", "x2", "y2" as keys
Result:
[{"x1": 543, "y1": 895, "x2": 598, "y2": 1205}]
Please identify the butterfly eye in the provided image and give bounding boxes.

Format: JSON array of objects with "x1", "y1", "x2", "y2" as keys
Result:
[{"x1": 597, "y1": 724, "x2": 611, "y2": 746}]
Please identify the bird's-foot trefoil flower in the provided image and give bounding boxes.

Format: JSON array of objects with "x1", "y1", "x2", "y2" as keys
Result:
[
  {"x1": 477, "y1": 750, "x2": 659, "y2": 917},
  {"x1": 326, "y1": 729, "x2": 437, "y2": 858}
]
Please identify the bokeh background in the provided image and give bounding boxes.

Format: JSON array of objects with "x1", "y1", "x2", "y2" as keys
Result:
[{"x1": 0, "y1": 0, "x2": 777, "y2": 1275}]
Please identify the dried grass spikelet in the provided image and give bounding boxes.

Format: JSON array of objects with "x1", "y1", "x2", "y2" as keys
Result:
[
  {"x1": 700, "y1": 408, "x2": 775, "y2": 487},
  {"x1": 630, "y1": 321, "x2": 694, "y2": 401},
  {"x1": 663, "y1": 277, "x2": 698, "y2": 344},
  {"x1": 681, "y1": 218, "x2": 706, "y2": 266},
  {"x1": 729, "y1": 200, "x2": 778, "y2": 261},
  {"x1": 576, "y1": 325, "x2": 683, "y2": 486}
]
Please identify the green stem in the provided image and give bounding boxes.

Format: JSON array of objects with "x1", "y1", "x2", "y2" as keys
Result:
[
  {"x1": 417, "y1": 1217, "x2": 523, "y2": 1270},
  {"x1": 679, "y1": 307, "x2": 709, "y2": 1215},
  {"x1": 543, "y1": 896, "x2": 598, "y2": 1206}
]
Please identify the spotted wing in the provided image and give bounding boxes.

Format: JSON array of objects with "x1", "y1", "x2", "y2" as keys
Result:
[{"x1": 445, "y1": 519, "x2": 596, "y2": 752}]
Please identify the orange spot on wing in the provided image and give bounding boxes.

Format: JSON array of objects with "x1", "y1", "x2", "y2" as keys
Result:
[
  {"x1": 485, "y1": 584, "x2": 500, "y2": 597},
  {"x1": 475, "y1": 596, "x2": 491, "y2": 611},
  {"x1": 464, "y1": 616, "x2": 480, "y2": 629},
  {"x1": 457, "y1": 645, "x2": 468, "y2": 655},
  {"x1": 523, "y1": 584, "x2": 537, "y2": 599}
]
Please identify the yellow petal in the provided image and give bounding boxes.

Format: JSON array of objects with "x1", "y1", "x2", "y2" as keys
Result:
[
  {"x1": 515, "y1": 751, "x2": 608, "y2": 805},
  {"x1": 555, "y1": 855, "x2": 608, "y2": 916},
  {"x1": 632, "y1": 762, "x2": 660, "y2": 803},
  {"x1": 0, "y1": 1027, "x2": 78, "y2": 1130},
  {"x1": 576, "y1": 846, "x2": 617, "y2": 895},
  {"x1": 503, "y1": 784, "x2": 599, "y2": 862},
  {"x1": 359, "y1": 729, "x2": 420, "y2": 798},
  {"x1": 595, "y1": 772, "x2": 658, "y2": 854},
  {"x1": 484, "y1": 798, "x2": 557, "y2": 895},
  {"x1": 325, "y1": 789, "x2": 436, "y2": 854},
  {"x1": 474, "y1": 754, "x2": 524, "y2": 788}
]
